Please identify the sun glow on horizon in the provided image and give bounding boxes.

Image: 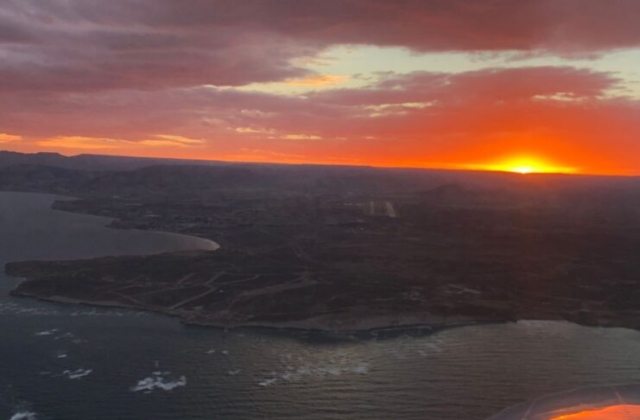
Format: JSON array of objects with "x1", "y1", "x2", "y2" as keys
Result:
[
  {"x1": 460, "y1": 155, "x2": 579, "y2": 175},
  {"x1": 511, "y1": 165, "x2": 535, "y2": 174}
]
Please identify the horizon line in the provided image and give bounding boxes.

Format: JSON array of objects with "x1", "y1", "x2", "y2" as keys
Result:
[{"x1": 2, "y1": 149, "x2": 638, "y2": 179}]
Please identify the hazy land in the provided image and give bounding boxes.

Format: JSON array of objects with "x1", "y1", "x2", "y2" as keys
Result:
[{"x1": 4, "y1": 151, "x2": 640, "y2": 332}]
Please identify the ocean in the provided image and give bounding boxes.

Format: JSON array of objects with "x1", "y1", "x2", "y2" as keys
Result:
[{"x1": 2, "y1": 192, "x2": 640, "y2": 420}]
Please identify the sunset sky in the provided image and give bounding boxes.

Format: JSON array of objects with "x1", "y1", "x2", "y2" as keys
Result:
[{"x1": 2, "y1": 0, "x2": 640, "y2": 175}]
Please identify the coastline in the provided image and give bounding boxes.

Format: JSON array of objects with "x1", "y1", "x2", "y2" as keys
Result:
[
  {"x1": 50, "y1": 196, "x2": 221, "y2": 252},
  {"x1": 2, "y1": 192, "x2": 507, "y2": 336},
  {"x1": 0, "y1": 191, "x2": 221, "y2": 252},
  {"x1": 6, "y1": 190, "x2": 640, "y2": 336},
  {"x1": 11, "y1": 282, "x2": 640, "y2": 335},
  {"x1": 9, "y1": 287, "x2": 507, "y2": 334}
]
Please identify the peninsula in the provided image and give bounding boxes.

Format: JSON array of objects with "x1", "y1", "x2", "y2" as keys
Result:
[{"x1": 4, "y1": 153, "x2": 640, "y2": 332}]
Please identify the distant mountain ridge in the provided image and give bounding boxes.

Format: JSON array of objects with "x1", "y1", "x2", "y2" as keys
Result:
[
  {"x1": 0, "y1": 151, "x2": 224, "y2": 171},
  {"x1": 0, "y1": 162, "x2": 261, "y2": 198},
  {"x1": 2, "y1": 150, "x2": 639, "y2": 201}
]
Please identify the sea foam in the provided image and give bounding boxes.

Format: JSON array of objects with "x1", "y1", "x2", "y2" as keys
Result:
[
  {"x1": 130, "y1": 372, "x2": 187, "y2": 393},
  {"x1": 9, "y1": 411, "x2": 38, "y2": 420},
  {"x1": 34, "y1": 329, "x2": 58, "y2": 336},
  {"x1": 62, "y1": 369, "x2": 93, "y2": 380}
]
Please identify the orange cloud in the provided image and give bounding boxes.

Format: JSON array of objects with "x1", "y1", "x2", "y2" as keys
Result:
[
  {"x1": 139, "y1": 135, "x2": 204, "y2": 148},
  {"x1": 37, "y1": 136, "x2": 122, "y2": 150},
  {"x1": 0, "y1": 133, "x2": 22, "y2": 143},
  {"x1": 285, "y1": 75, "x2": 349, "y2": 87},
  {"x1": 36, "y1": 135, "x2": 204, "y2": 151},
  {"x1": 281, "y1": 133, "x2": 322, "y2": 140},
  {"x1": 6, "y1": 66, "x2": 640, "y2": 176}
]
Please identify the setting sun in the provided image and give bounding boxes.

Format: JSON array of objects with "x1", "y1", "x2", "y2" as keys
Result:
[
  {"x1": 467, "y1": 155, "x2": 579, "y2": 175},
  {"x1": 510, "y1": 165, "x2": 535, "y2": 174}
]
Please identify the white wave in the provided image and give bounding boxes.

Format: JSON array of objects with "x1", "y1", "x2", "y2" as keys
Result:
[
  {"x1": 425, "y1": 342, "x2": 443, "y2": 353},
  {"x1": 0, "y1": 302, "x2": 141, "y2": 318},
  {"x1": 258, "y1": 377, "x2": 278, "y2": 387},
  {"x1": 9, "y1": 411, "x2": 37, "y2": 420},
  {"x1": 34, "y1": 329, "x2": 59, "y2": 336},
  {"x1": 35, "y1": 330, "x2": 86, "y2": 345},
  {"x1": 130, "y1": 372, "x2": 187, "y2": 393},
  {"x1": 0, "y1": 301, "x2": 140, "y2": 319},
  {"x1": 349, "y1": 364, "x2": 369, "y2": 374},
  {"x1": 62, "y1": 369, "x2": 93, "y2": 380},
  {"x1": 317, "y1": 366, "x2": 342, "y2": 376},
  {"x1": 75, "y1": 309, "x2": 127, "y2": 317},
  {"x1": 221, "y1": 350, "x2": 229, "y2": 355},
  {"x1": 273, "y1": 360, "x2": 371, "y2": 383},
  {"x1": 57, "y1": 354, "x2": 68, "y2": 359},
  {"x1": 227, "y1": 369, "x2": 241, "y2": 376},
  {"x1": 70, "y1": 309, "x2": 133, "y2": 318},
  {"x1": 0, "y1": 302, "x2": 60, "y2": 317}
]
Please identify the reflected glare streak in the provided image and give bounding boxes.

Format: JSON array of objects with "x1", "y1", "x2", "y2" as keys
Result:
[{"x1": 550, "y1": 405, "x2": 640, "y2": 419}]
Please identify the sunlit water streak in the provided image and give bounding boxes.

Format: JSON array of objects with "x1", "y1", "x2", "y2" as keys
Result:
[{"x1": 1, "y1": 192, "x2": 640, "y2": 420}]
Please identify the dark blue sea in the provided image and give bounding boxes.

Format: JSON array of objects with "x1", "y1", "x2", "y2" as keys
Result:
[{"x1": 2, "y1": 192, "x2": 640, "y2": 420}]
